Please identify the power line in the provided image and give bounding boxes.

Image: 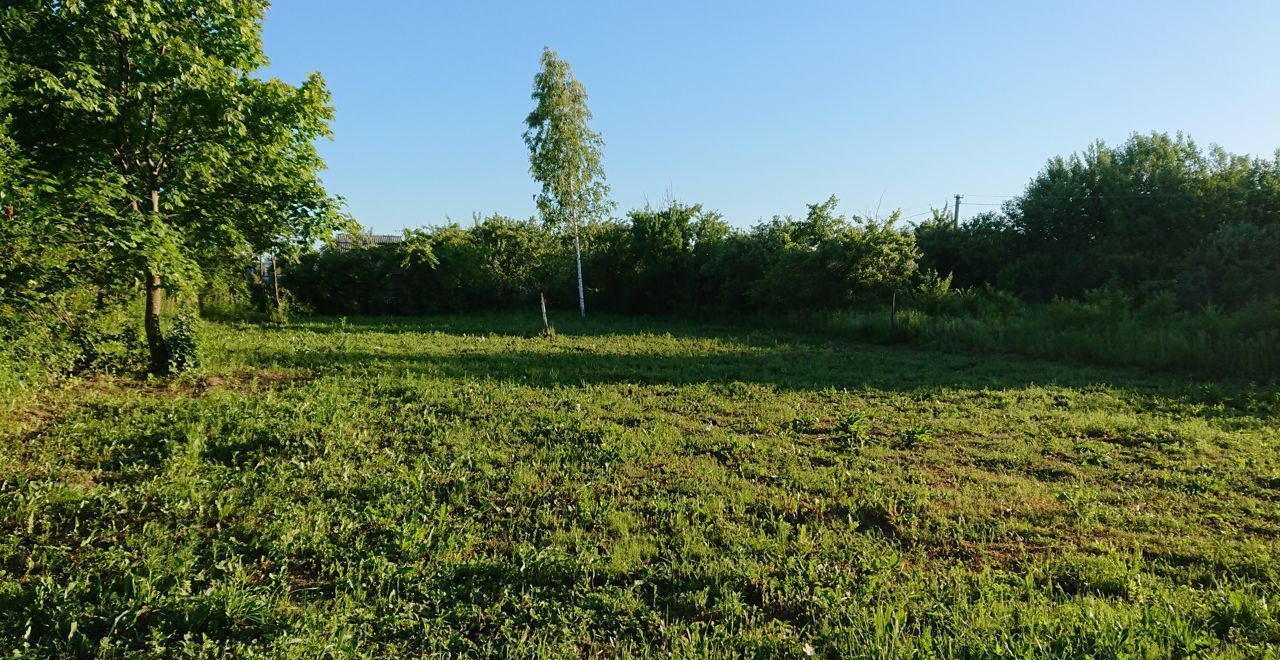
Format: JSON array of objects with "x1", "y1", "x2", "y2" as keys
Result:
[
  {"x1": 960, "y1": 191, "x2": 1229, "y2": 200},
  {"x1": 871, "y1": 187, "x2": 1243, "y2": 224}
]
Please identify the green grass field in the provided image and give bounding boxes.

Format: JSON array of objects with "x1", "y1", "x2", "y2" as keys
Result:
[{"x1": 3, "y1": 313, "x2": 1279, "y2": 657}]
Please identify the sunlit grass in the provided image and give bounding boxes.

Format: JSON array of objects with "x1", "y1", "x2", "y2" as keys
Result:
[{"x1": 2, "y1": 313, "x2": 1278, "y2": 656}]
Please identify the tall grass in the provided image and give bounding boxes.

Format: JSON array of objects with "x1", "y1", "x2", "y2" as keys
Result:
[{"x1": 808, "y1": 293, "x2": 1280, "y2": 379}]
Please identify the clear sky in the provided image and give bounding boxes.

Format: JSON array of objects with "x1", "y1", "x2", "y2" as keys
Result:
[{"x1": 260, "y1": 1, "x2": 1280, "y2": 232}]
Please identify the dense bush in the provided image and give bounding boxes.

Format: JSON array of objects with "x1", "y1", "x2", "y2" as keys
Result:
[
  {"x1": 914, "y1": 133, "x2": 1280, "y2": 306},
  {"x1": 914, "y1": 211, "x2": 1016, "y2": 290},
  {"x1": 287, "y1": 216, "x2": 569, "y2": 315},
  {"x1": 285, "y1": 198, "x2": 925, "y2": 318}
]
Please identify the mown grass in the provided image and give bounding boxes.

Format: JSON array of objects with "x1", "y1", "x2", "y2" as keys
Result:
[{"x1": 2, "y1": 313, "x2": 1279, "y2": 657}]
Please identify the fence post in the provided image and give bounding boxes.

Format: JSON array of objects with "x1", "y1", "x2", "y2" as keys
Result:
[{"x1": 890, "y1": 290, "x2": 898, "y2": 332}]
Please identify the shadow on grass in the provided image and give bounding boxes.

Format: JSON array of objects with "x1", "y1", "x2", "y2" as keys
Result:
[
  {"x1": 243, "y1": 341, "x2": 1218, "y2": 401},
  {"x1": 220, "y1": 314, "x2": 1276, "y2": 413}
]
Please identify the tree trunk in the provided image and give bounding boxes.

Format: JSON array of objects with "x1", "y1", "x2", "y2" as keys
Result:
[
  {"x1": 145, "y1": 271, "x2": 168, "y2": 373},
  {"x1": 270, "y1": 255, "x2": 282, "y2": 316},
  {"x1": 144, "y1": 189, "x2": 169, "y2": 374},
  {"x1": 573, "y1": 214, "x2": 586, "y2": 321}
]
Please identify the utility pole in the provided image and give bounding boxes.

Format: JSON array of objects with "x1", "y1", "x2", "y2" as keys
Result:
[{"x1": 953, "y1": 194, "x2": 963, "y2": 228}]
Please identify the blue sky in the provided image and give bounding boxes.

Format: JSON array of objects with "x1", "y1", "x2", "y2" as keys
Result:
[{"x1": 261, "y1": 1, "x2": 1280, "y2": 232}]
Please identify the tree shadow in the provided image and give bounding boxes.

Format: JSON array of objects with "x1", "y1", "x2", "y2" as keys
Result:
[
  {"x1": 244, "y1": 339, "x2": 1218, "y2": 401},
  {"x1": 226, "y1": 314, "x2": 1275, "y2": 415}
]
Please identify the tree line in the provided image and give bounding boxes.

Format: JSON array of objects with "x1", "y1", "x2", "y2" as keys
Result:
[
  {"x1": 287, "y1": 196, "x2": 922, "y2": 319},
  {"x1": 919, "y1": 133, "x2": 1280, "y2": 309},
  {"x1": 289, "y1": 132, "x2": 1280, "y2": 323},
  {"x1": 3, "y1": 2, "x2": 1278, "y2": 380}
]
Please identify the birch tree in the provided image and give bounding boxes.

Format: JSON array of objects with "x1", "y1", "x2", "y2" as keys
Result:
[{"x1": 523, "y1": 47, "x2": 611, "y2": 320}]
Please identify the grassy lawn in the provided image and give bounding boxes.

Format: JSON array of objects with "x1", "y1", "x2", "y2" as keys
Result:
[{"x1": 2, "y1": 313, "x2": 1279, "y2": 657}]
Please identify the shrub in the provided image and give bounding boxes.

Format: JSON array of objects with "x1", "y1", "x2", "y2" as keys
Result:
[{"x1": 167, "y1": 314, "x2": 202, "y2": 374}]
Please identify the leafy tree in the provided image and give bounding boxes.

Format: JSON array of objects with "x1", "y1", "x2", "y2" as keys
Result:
[
  {"x1": 914, "y1": 133, "x2": 1280, "y2": 306},
  {"x1": 2, "y1": 0, "x2": 345, "y2": 372},
  {"x1": 914, "y1": 210, "x2": 1015, "y2": 289},
  {"x1": 1002, "y1": 133, "x2": 1280, "y2": 300},
  {"x1": 468, "y1": 214, "x2": 557, "y2": 305},
  {"x1": 747, "y1": 197, "x2": 848, "y2": 311},
  {"x1": 626, "y1": 201, "x2": 702, "y2": 312},
  {"x1": 809, "y1": 207, "x2": 920, "y2": 329},
  {"x1": 2, "y1": 46, "x2": 107, "y2": 341},
  {"x1": 1187, "y1": 221, "x2": 1280, "y2": 306},
  {"x1": 523, "y1": 47, "x2": 612, "y2": 320}
]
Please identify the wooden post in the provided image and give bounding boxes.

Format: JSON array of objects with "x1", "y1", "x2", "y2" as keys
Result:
[
  {"x1": 540, "y1": 292, "x2": 550, "y2": 336},
  {"x1": 890, "y1": 289, "x2": 898, "y2": 332}
]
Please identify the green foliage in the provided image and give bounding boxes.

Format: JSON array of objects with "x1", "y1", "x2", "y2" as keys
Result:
[
  {"x1": 166, "y1": 314, "x2": 202, "y2": 374},
  {"x1": 72, "y1": 323, "x2": 146, "y2": 375},
  {"x1": 908, "y1": 270, "x2": 956, "y2": 313},
  {"x1": 835, "y1": 411, "x2": 872, "y2": 448},
  {"x1": 288, "y1": 217, "x2": 565, "y2": 316},
  {"x1": 822, "y1": 210, "x2": 920, "y2": 305},
  {"x1": 199, "y1": 262, "x2": 263, "y2": 321},
  {"x1": 1, "y1": 0, "x2": 347, "y2": 372},
  {"x1": 893, "y1": 425, "x2": 932, "y2": 450},
  {"x1": 523, "y1": 47, "x2": 612, "y2": 317},
  {"x1": 286, "y1": 197, "x2": 927, "y2": 318},
  {"x1": 914, "y1": 210, "x2": 1015, "y2": 289},
  {"x1": 623, "y1": 201, "x2": 723, "y2": 312},
  {"x1": 1187, "y1": 220, "x2": 1280, "y2": 306},
  {"x1": 2, "y1": 314, "x2": 1277, "y2": 655},
  {"x1": 523, "y1": 47, "x2": 612, "y2": 229},
  {"x1": 916, "y1": 133, "x2": 1280, "y2": 306}
]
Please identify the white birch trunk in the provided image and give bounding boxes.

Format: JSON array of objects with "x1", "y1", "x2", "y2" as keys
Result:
[{"x1": 573, "y1": 213, "x2": 586, "y2": 320}]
